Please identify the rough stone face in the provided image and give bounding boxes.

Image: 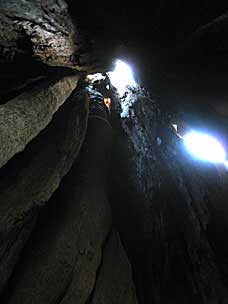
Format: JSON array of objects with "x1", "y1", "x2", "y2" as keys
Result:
[
  {"x1": 2, "y1": 107, "x2": 137, "y2": 304},
  {"x1": 0, "y1": 74, "x2": 79, "y2": 169},
  {"x1": 1, "y1": 1, "x2": 228, "y2": 303},
  {"x1": 110, "y1": 90, "x2": 228, "y2": 304},
  {"x1": 3, "y1": 115, "x2": 112, "y2": 304},
  {"x1": 91, "y1": 230, "x2": 138, "y2": 304},
  {"x1": 4, "y1": 175, "x2": 111, "y2": 304},
  {"x1": 0, "y1": 88, "x2": 88, "y2": 294},
  {"x1": 0, "y1": 0, "x2": 84, "y2": 69}
]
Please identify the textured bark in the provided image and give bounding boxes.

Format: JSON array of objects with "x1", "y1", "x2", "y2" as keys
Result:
[
  {"x1": 0, "y1": 0, "x2": 89, "y2": 70},
  {"x1": 0, "y1": 88, "x2": 88, "y2": 294},
  {"x1": 91, "y1": 230, "x2": 138, "y2": 304},
  {"x1": 110, "y1": 90, "x2": 228, "y2": 304},
  {"x1": 0, "y1": 74, "x2": 79, "y2": 169}
]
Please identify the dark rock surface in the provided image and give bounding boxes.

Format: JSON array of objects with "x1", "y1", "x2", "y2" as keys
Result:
[
  {"x1": 0, "y1": 74, "x2": 79, "y2": 168},
  {"x1": 1, "y1": 1, "x2": 228, "y2": 303},
  {"x1": 91, "y1": 229, "x2": 138, "y2": 304},
  {"x1": 0, "y1": 0, "x2": 94, "y2": 104},
  {"x1": 110, "y1": 90, "x2": 228, "y2": 303},
  {"x1": 0, "y1": 1, "x2": 138, "y2": 303},
  {"x1": 3, "y1": 111, "x2": 137, "y2": 304},
  {"x1": 0, "y1": 87, "x2": 88, "y2": 294},
  {"x1": 0, "y1": 0, "x2": 84, "y2": 69}
]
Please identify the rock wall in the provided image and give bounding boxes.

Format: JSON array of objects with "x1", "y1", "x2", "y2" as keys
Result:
[
  {"x1": 0, "y1": 81, "x2": 88, "y2": 293},
  {"x1": 110, "y1": 89, "x2": 228, "y2": 304},
  {"x1": 2, "y1": 1, "x2": 228, "y2": 304},
  {"x1": 0, "y1": 1, "x2": 137, "y2": 303},
  {"x1": 1, "y1": 102, "x2": 137, "y2": 304}
]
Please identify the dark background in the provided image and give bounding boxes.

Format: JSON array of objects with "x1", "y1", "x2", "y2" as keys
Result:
[{"x1": 67, "y1": 1, "x2": 228, "y2": 118}]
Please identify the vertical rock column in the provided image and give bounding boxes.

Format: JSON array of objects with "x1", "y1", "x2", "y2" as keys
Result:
[
  {"x1": 4, "y1": 94, "x2": 137, "y2": 304},
  {"x1": 0, "y1": 78, "x2": 88, "y2": 294}
]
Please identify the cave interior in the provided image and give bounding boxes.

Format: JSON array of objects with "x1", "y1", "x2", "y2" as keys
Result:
[{"x1": 1, "y1": 1, "x2": 228, "y2": 303}]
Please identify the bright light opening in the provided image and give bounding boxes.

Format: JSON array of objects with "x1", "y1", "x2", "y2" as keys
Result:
[
  {"x1": 86, "y1": 73, "x2": 105, "y2": 83},
  {"x1": 171, "y1": 124, "x2": 178, "y2": 133},
  {"x1": 224, "y1": 160, "x2": 228, "y2": 169},
  {"x1": 108, "y1": 59, "x2": 136, "y2": 96},
  {"x1": 183, "y1": 131, "x2": 226, "y2": 163}
]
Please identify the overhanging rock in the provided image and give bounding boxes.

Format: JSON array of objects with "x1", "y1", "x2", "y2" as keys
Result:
[{"x1": 0, "y1": 74, "x2": 79, "y2": 169}]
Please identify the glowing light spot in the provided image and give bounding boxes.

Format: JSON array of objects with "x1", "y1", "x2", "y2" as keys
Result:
[
  {"x1": 171, "y1": 124, "x2": 178, "y2": 132},
  {"x1": 104, "y1": 97, "x2": 111, "y2": 112},
  {"x1": 86, "y1": 73, "x2": 105, "y2": 83},
  {"x1": 223, "y1": 160, "x2": 228, "y2": 170},
  {"x1": 108, "y1": 59, "x2": 136, "y2": 96},
  {"x1": 183, "y1": 131, "x2": 226, "y2": 163}
]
